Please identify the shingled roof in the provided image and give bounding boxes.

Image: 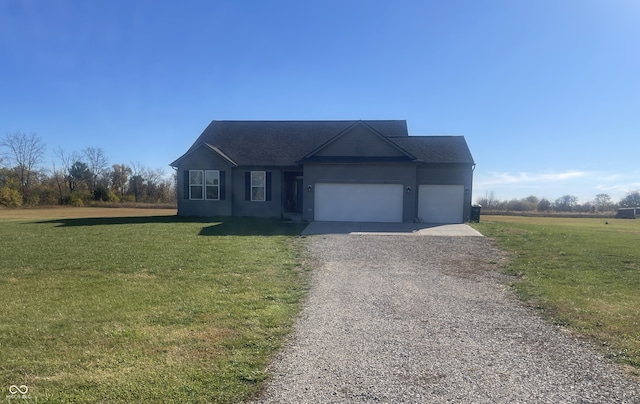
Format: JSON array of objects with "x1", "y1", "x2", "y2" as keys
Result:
[
  {"x1": 172, "y1": 120, "x2": 474, "y2": 166},
  {"x1": 390, "y1": 136, "x2": 474, "y2": 164}
]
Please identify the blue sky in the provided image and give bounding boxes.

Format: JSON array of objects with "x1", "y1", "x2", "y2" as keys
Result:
[{"x1": 1, "y1": 0, "x2": 639, "y2": 203}]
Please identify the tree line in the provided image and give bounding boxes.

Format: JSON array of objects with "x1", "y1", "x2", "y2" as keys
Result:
[
  {"x1": 476, "y1": 190, "x2": 640, "y2": 214},
  {"x1": 0, "y1": 131, "x2": 176, "y2": 208}
]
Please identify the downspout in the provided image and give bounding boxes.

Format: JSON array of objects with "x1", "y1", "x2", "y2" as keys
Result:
[{"x1": 469, "y1": 163, "x2": 476, "y2": 222}]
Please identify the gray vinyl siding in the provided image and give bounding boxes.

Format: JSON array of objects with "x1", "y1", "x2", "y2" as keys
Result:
[
  {"x1": 314, "y1": 125, "x2": 407, "y2": 157},
  {"x1": 174, "y1": 147, "x2": 233, "y2": 217},
  {"x1": 231, "y1": 168, "x2": 283, "y2": 218},
  {"x1": 303, "y1": 163, "x2": 474, "y2": 222},
  {"x1": 174, "y1": 158, "x2": 474, "y2": 221}
]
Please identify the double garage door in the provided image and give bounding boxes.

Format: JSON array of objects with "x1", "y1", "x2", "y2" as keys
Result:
[
  {"x1": 314, "y1": 183, "x2": 403, "y2": 223},
  {"x1": 314, "y1": 183, "x2": 465, "y2": 223}
]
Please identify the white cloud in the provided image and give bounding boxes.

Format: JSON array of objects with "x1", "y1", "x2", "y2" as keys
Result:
[
  {"x1": 475, "y1": 170, "x2": 588, "y2": 187},
  {"x1": 473, "y1": 169, "x2": 640, "y2": 203},
  {"x1": 596, "y1": 181, "x2": 640, "y2": 195}
]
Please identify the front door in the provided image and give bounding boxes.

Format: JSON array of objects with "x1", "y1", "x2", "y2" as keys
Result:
[{"x1": 284, "y1": 172, "x2": 303, "y2": 213}]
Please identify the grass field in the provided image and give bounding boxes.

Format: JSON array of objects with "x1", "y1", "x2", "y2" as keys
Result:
[
  {"x1": 472, "y1": 215, "x2": 640, "y2": 374},
  {"x1": 0, "y1": 207, "x2": 308, "y2": 403}
]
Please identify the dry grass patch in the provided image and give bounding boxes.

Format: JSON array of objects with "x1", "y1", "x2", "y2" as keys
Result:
[{"x1": 0, "y1": 206, "x2": 176, "y2": 220}]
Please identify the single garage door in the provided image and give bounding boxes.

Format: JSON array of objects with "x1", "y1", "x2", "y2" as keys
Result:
[
  {"x1": 418, "y1": 185, "x2": 464, "y2": 224},
  {"x1": 314, "y1": 183, "x2": 403, "y2": 222}
]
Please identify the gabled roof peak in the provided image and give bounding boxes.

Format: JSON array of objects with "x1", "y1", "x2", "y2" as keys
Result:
[
  {"x1": 171, "y1": 120, "x2": 474, "y2": 167},
  {"x1": 300, "y1": 120, "x2": 415, "y2": 162}
]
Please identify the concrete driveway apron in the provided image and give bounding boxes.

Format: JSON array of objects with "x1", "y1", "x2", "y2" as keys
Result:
[{"x1": 301, "y1": 222, "x2": 484, "y2": 236}]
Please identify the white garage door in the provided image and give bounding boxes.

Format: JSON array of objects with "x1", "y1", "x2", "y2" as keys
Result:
[
  {"x1": 418, "y1": 185, "x2": 464, "y2": 224},
  {"x1": 315, "y1": 183, "x2": 403, "y2": 222}
]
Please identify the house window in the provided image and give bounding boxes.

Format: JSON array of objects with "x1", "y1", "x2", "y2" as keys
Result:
[
  {"x1": 189, "y1": 170, "x2": 221, "y2": 200},
  {"x1": 251, "y1": 171, "x2": 266, "y2": 201},
  {"x1": 189, "y1": 170, "x2": 203, "y2": 199},
  {"x1": 205, "y1": 170, "x2": 219, "y2": 200}
]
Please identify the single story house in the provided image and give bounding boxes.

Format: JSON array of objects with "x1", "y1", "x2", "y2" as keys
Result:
[{"x1": 170, "y1": 120, "x2": 475, "y2": 223}]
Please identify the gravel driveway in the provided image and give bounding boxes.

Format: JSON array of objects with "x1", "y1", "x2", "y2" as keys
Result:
[{"x1": 251, "y1": 234, "x2": 640, "y2": 403}]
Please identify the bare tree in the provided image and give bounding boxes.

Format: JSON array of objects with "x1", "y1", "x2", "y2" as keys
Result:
[
  {"x1": 54, "y1": 147, "x2": 83, "y2": 195},
  {"x1": 83, "y1": 147, "x2": 109, "y2": 192},
  {"x1": 619, "y1": 190, "x2": 640, "y2": 208},
  {"x1": 125, "y1": 163, "x2": 172, "y2": 203},
  {"x1": 593, "y1": 193, "x2": 613, "y2": 212},
  {"x1": 0, "y1": 131, "x2": 46, "y2": 201},
  {"x1": 51, "y1": 162, "x2": 66, "y2": 204},
  {"x1": 128, "y1": 162, "x2": 148, "y2": 203},
  {"x1": 476, "y1": 190, "x2": 496, "y2": 210}
]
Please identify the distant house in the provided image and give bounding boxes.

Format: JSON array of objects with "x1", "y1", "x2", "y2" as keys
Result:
[{"x1": 170, "y1": 120, "x2": 475, "y2": 223}]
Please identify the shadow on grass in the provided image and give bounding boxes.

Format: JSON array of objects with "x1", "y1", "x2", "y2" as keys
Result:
[
  {"x1": 34, "y1": 216, "x2": 307, "y2": 236},
  {"x1": 35, "y1": 215, "x2": 182, "y2": 227},
  {"x1": 199, "y1": 219, "x2": 307, "y2": 236}
]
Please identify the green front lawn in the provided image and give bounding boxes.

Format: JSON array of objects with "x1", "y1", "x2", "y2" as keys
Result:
[
  {"x1": 472, "y1": 216, "x2": 640, "y2": 373},
  {"x1": 0, "y1": 209, "x2": 308, "y2": 403}
]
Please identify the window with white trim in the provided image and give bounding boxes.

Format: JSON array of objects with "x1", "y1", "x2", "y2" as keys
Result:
[
  {"x1": 205, "y1": 170, "x2": 220, "y2": 200},
  {"x1": 251, "y1": 171, "x2": 266, "y2": 201},
  {"x1": 189, "y1": 170, "x2": 220, "y2": 200},
  {"x1": 189, "y1": 170, "x2": 203, "y2": 199}
]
